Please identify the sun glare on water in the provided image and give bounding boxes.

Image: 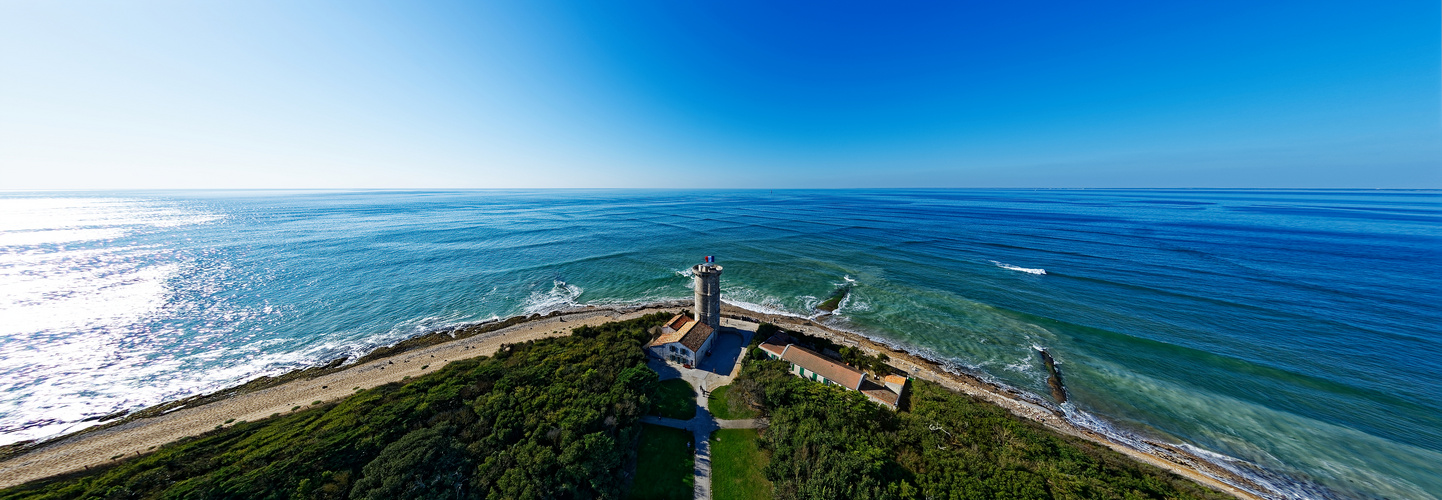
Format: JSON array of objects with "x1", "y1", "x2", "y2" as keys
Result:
[{"x1": 0, "y1": 197, "x2": 219, "y2": 444}]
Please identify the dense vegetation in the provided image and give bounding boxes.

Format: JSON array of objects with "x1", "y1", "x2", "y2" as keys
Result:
[
  {"x1": 0, "y1": 313, "x2": 587, "y2": 465},
  {"x1": 2, "y1": 312, "x2": 674, "y2": 500},
  {"x1": 732, "y1": 357, "x2": 1232, "y2": 500}
]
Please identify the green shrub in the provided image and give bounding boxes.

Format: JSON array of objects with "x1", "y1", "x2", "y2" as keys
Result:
[
  {"x1": 0, "y1": 312, "x2": 676, "y2": 500},
  {"x1": 734, "y1": 357, "x2": 1231, "y2": 500}
]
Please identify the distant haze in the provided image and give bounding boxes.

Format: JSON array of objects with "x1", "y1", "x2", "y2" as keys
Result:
[{"x1": 1, "y1": 1, "x2": 1438, "y2": 189}]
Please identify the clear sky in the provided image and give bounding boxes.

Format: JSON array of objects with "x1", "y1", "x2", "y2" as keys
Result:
[{"x1": 2, "y1": 1, "x2": 1438, "y2": 189}]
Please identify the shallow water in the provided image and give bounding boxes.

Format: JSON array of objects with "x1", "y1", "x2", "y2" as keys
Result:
[{"x1": 0, "y1": 189, "x2": 1437, "y2": 498}]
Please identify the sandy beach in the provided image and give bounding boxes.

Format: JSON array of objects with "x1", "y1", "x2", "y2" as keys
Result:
[
  {"x1": 0, "y1": 306, "x2": 671, "y2": 489},
  {"x1": 3, "y1": 303, "x2": 1263, "y2": 499}
]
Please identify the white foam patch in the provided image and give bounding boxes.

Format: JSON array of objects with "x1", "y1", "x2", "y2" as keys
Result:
[
  {"x1": 521, "y1": 280, "x2": 583, "y2": 315},
  {"x1": 992, "y1": 260, "x2": 1046, "y2": 275}
]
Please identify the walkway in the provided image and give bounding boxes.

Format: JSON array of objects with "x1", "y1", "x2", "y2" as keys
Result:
[{"x1": 643, "y1": 319, "x2": 761, "y2": 500}]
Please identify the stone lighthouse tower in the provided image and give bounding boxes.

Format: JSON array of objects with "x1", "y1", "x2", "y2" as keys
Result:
[{"x1": 692, "y1": 259, "x2": 723, "y2": 330}]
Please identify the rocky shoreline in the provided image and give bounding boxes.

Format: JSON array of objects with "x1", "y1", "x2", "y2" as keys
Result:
[
  {"x1": 715, "y1": 303, "x2": 1273, "y2": 500},
  {"x1": 3, "y1": 299, "x2": 1273, "y2": 498}
]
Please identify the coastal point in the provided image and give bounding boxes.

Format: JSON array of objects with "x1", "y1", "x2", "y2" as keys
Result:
[
  {"x1": 2, "y1": 2, "x2": 1436, "y2": 495},
  {"x1": 1, "y1": 260, "x2": 1267, "y2": 500}
]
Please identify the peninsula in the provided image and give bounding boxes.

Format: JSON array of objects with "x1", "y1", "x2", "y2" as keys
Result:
[{"x1": 0, "y1": 266, "x2": 1271, "y2": 499}]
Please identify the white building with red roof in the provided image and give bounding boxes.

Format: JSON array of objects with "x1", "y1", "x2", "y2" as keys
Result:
[
  {"x1": 758, "y1": 334, "x2": 906, "y2": 410},
  {"x1": 646, "y1": 313, "x2": 717, "y2": 367}
]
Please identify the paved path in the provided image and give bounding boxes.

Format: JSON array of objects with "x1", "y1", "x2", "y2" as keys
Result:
[{"x1": 643, "y1": 320, "x2": 760, "y2": 500}]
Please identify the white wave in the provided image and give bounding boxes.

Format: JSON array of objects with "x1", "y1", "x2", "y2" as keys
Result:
[
  {"x1": 1058, "y1": 406, "x2": 1303, "y2": 499},
  {"x1": 722, "y1": 295, "x2": 806, "y2": 319},
  {"x1": 521, "y1": 280, "x2": 584, "y2": 315},
  {"x1": 842, "y1": 298, "x2": 872, "y2": 312},
  {"x1": 723, "y1": 298, "x2": 795, "y2": 318},
  {"x1": 1002, "y1": 361, "x2": 1032, "y2": 373},
  {"x1": 832, "y1": 291, "x2": 858, "y2": 313},
  {"x1": 992, "y1": 260, "x2": 1046, "y2": 275}
]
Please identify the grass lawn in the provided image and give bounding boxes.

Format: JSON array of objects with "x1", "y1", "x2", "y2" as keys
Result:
[
  {"x1": 649, "y1": 378, "x2": 697, "y2": 420},
  {"x1": 627, "y1": 424, "x2": 695, "y2": 500},
  {"x1": 707, "y1": 384, "x2": 759, "y2": 420},
  {"x1": 709, "y1": 429, "x2": 771, "y2": 500}
]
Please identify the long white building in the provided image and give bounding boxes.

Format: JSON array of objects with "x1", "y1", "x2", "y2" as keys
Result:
[{"x1": 758, "y1": 334, "x2": 907, "y2": 409}]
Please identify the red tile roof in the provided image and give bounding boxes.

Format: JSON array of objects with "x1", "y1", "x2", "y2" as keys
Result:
[
  {"x1": 758, "y1": 334, "x2": 789, "y2": 357},
  {"x1": 781, "y1": 345, "x2": 864, "y2": 390},
  {"x1": 648, "y1": 315, "x2": 693, "y2": 347},
  {"x1": 648, "y1": 329, "x2": 683, "y2": 347},
  {"x1": 758, "y1": 342, "x2": 786, "y2": 357},
  {"x1": 679, "y1": 321, "x2": 714, "y2": 352},
  {"x1": 647, "y1": 314, "x2": 714, "y2": 353},
  {"x1": 860, "y1": 380, "x2": 900, "y2": 408},
  {"x1": 664, "y1": 314, "x2": 691, "y2": 331}
]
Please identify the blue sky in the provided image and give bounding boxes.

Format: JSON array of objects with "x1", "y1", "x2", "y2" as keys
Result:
[{"x1": 1, "y1": 1, "x2": 1437, "y2": 188}]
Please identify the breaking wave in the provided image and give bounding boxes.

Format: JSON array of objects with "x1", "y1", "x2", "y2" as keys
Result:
[
  {"x1": 521, "y1": 280, "x2": 583, "y2": 315},
  {"x1": 993, "y1": 261, "x2": 1046, "y2": 275}
]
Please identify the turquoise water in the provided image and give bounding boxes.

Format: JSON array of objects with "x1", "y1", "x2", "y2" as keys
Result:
[{"x1": 0, "y1": 189, "x2": 1438, "y2": 498}]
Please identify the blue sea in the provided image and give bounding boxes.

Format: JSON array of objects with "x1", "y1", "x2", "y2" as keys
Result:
[{"x1": 0, "y1": 189, "x2": 1437, "y2": 498}]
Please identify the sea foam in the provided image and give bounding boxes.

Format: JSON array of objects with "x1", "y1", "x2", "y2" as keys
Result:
[{"x1": 993, "y1": 260, "x2": 1046, "y2": 275}]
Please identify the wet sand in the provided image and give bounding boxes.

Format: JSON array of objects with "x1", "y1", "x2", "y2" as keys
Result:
[{"x1": 3, "y1": 303, "x2": 1263, "y2": 499}]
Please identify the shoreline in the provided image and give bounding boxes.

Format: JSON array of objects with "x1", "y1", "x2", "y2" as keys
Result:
[
  {"x1": 0, "y1": 303, "x2": 682, "y2": 489},
  {"x1": 716, "y1": 303, "x2": 1272, "y2": 500},
  {"x1": 1, "y1": 299, "x2": 1267, "y2": 499}
]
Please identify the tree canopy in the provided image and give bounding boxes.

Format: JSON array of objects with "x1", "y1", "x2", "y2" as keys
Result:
[
  {"x1": 733, "y1": 357, "x2": 1232, "y2": 500},
  {"x1": 2, "y1": 312, "x2": 674, "y2": 500}
]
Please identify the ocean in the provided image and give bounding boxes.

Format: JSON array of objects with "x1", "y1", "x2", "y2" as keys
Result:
[{"x1": 0, "y1": 189, "x2": 1437, "y2": 498}]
